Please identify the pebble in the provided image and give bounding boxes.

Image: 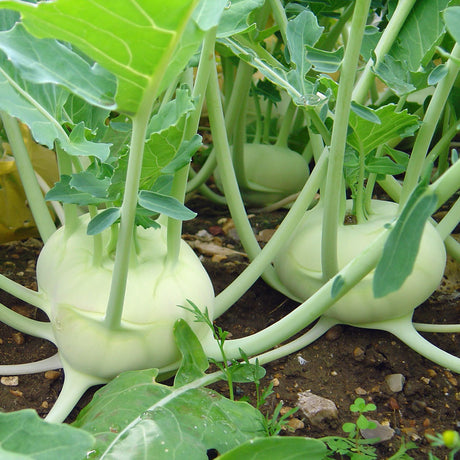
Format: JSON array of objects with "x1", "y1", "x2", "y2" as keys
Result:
[
  {"x1": 325, "y1": 326, "x2": 342, "y2": 341},
  {"x1": 44, "y1": 370, "x2": 61, "y2": 380},
  {"x1": 286, "y1": 418, "x2": 304, "y2": 431},
  {"x1": 354, "y1": 387, "x2": 367, "y2": 395},
  {"x1": 353, "y1": 347, "x2": 365, "y2": 361},
  {"x1": 41, "y1": 401, "x2": 49, "y2": 409},
  {"x1": 385, "y1": 373, "x2": 405, "y2": 392},
  {"x1": 297, "y1": 391, "x2": 338, "y2": 426},
  {"x1": 9, "y1": 389, "x2": 23, "y2": 397},
  {"x1": 12, "y1": 332, "x2": 25, "y2": 345},
  {"x1": 1, "y1": 376, "x2": 18, "y2": 386},
  {"x1": 360, "y1": 419, "x2": 395, "y2": 442},
  {"x1": 271, "y1": 377, "x2": 280, "y2": 387}
]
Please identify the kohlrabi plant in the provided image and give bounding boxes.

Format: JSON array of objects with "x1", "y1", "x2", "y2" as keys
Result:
[{"x1": 0, "y1": 0, "x2": 458, "y2": 447}]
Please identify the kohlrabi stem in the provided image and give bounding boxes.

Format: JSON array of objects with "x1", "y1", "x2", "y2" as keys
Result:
[
  {"x1": 267, "y1": 0, "x2": 287, "y2": 44},
  {"x1": 0, "y1": 111, "x2": 56, "y2": 242},
  {"x1": 224, "y1": 60, "x2": 254, "y2": 141},
  {"x1": 0, "y1": 301, "x2": 54, "y2": 341},
  {"x1": 88, "y1": 205, "x2": 103, "y2": 266},
  {"x1": 317, "y1": 2, "x2": 355, "y2": 51},
  {"x1": 414, "y1": 322, "x2": 460, "y2": 333},
  {"x1": 424, "y1": 123, "x2": 459, "y2": 170},
  {"x1": 400, "y1": 43, "x2": 460, "y2": 206},
  {"x1": 352, "y1": 0, "x2": 417, "y2": 105},
  {"x1": 232, "y1": 85, "x2": 250, "y2": 189},
  {"x1": 429, "y1": 152, "x2": 460, "y2": 210},
  {"x1": 321, "y1": 0, "x2": 370, "y2": 281},
  {"x1": 214, "y1": 150, "x2": 329, "y2": 317},
  {"x1": 0, "y1": 273, "x2": 47, "y2": 311},
  {"x1": 436, "y1": 197, "x2": 460, "y2": 241},
  {"x1": 166, "y1": 27, "x2": 217, "y2": 267},
  {"x1": 206, "y1": 61, "x2": 287, "y2": 293},
  {"x1": 186, "y1": 149, "x2": 217, "y2": 192},
  {"x1": 275, "y1": 100, "x2": 296, "y2": 148},
  {"x1": 371, "y1": 315, "x2": 460, "y2": 373},
  {"x1": 55, "y1": 144, "x2": 79, "y2": 236},
  {"x1": 104, "y1": 106, "x2": 152, "y2": 330},
  {"x1": 445, "y1": 236, "x2": 460, "y2": 263},
  {"x1": 45, "y1": 358, "x2": 108, "y2": 423},
  {"x1": 203, "y1": 221, "x2": 388, "y2": 361},
  {"x1": 0, "y1": 354, "x2": 62, "y2": 376}
]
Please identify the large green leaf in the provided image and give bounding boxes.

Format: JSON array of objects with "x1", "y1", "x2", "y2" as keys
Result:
[
  {"x1": 444, "y1": 6, "x2": 460, "y2": 44},
  {"x1": 0, "y1": 410, "x2": 94, "y2": 460},
  {"x1": 0, "y1": 0, "x2": 201, "y2": 114},
  {"x1": 0, "y1": 23, "x2": 116, "y2": 108},
  {"x1": 73, "y1": 368, "x2": 267, "y2": 459}
]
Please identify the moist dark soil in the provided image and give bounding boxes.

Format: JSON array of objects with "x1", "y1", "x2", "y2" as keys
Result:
[{"x1": 0, "y1": 198, "x2": 458, "y2": 459}]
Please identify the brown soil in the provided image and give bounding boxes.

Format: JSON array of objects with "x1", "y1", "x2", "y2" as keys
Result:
[{"x1": 0, "y1": 199, "x2": 458, "y2": 459}]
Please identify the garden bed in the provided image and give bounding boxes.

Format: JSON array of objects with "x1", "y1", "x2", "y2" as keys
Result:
[{"x1": 0, "y1": 199, "x2": 458, "y2": 459}]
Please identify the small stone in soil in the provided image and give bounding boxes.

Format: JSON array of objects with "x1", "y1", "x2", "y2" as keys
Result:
[
  {"x1": 385, "y1": 373, "x2": 405, "y2": 392},
  {"x1": 9, "y1": 389, "x2": 23, "y2": 397},
  {"x1": 1, "y1": 376, "x2": 19, "y2": 386},
  {"x1": 286, "y1": 418, "x2": 304, "y2": 431},
  {"x1": 12, "y1": 332, "x2": 25, "y2": 345},
  {"x1": 297, "y1": 391, "x2": 338, "y2": 426},
  {"x1": 360, "y1": 419, "x2": 395, "y2": 443},
  {"x1": 44, "y1": 370, "x2": 61, "y2": 380}
]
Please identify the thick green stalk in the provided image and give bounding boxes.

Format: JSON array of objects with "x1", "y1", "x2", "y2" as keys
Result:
[
  {"x1": 275, "y1": 100, "x2": 296, "y2": 148},
  {"x1": 0, "y1": 273, "x2": 47, "y2": 311},
  {"x1": 0, "y1": 111, "x2": 56, "y2": 242},
  {"x1": 436, "y1": 197, "x2": 460, "y2": 240},
  {"x1": 214, "y1": 150, "x2": 329, "y2": 317},
  {"x1": 0, "y1": 302, "x2": 54, "y2": 342},
  {"x1": 321, "y1": 0, "x2": 371, "y2": 280},
  {"x1": 103, "y1": 105, "x2": 152, "y2": 330},
  {"x1": 206, "y1": 62, "x2": 286, "y2": 293},
  {"x1": 186, "y1": 149, "x2": 217, "y2": 192},
  {"x1": 166, "y1": 27, "x2": 217, "y2": 267},
  {"x1": 352, "y1": 0, "x2": 417, "y2": 104},
  {"x1": 400, "y1": 43, "x2": 460, "y2": 206},
  {"x1": 429, "y1": 156, "x2": 460, "y2": 211},
  {"x1": 317, "y1": 2, "x2": 355, "y2": 51},
  {"x1": 267, "y1": 0, "x2": 287, "y2": 44},
  {"x1": 55, "y1": 144, "x2": 79, "y2": 236}
]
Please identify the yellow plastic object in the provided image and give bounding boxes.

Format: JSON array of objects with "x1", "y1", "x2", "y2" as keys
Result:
[{"x1": 0, "y1": 124, "x2": 59, "y2": 243}]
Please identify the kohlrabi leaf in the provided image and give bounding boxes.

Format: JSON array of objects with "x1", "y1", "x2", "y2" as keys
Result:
[
  {"x1": 162, "y1": 134, "x2": 202, "y2": 174},
  {"x1": 350, "y1": 101, "x2": 381, "y2": 124},
  {"x1": 444, "y1": 7, "x2": 460, "y2": 44},
  {"x1": 0, "y1": 23, "x2": 116, "y2": 109},
  {"x1": 365, "y1": 155, "x2": 406, "y2": 176},
  {"x1": 218, "y1": 436, "x2": 328, "y2": 460},
  {"x1": 387, "y1": 0, "x2": 450, "y2": 72},
  {"x1": 63, "y1": 94, "x2": 111, "y2": 137},
  {"x1": 141, "y1": 90, "x2": 196, "y2": 189},
  {"x1": 46, "y1": 175, "x2": 106, "y2": 206},
  {"x1": 219, "y1": 36, "x2": 318, "y2": 106},
  {"x1": 286, "y1": 10, "x2": 323, "y2": 96},
  {"x1": 138, "y1": 190, "x2": 197, "y2": 221},
  {"x1": 428, "y1": 64, "x2": 449, "y2": 85},
  {"x1": 87, "y1": 208, "x2": 121, "y2": 236},
  {"x1": 374, "y1": 55, "x2": 419, "y2": 96},
  {"x1": 217, "y1": 0, "x2": 264, "y2": 38},
  {"x1": 348, "y1": 105, "x2": 419, "y2": 156},
  {"x1": 173, "y1": 318, "x2": 209, "y2": 388},
  {"x1": 305, "y1": 45, "x2": 343, "y2": 73},
  {"x1": 193, "y1": 0, "x2": 229, "y2": 31},
  {"x1": 73, "y1": 368, "x2": 267, "y2": 459},
  {"x1": 0, "y1": 0, "x2": 201, "y2": 114},
  {"x1": 373, "y1": 186, "x2": 438, "y2": 298},
  {"x1": 0, "y1": 56, "x2": 110, "y2": 159},
  {"x1": 0, "y1": 409, "x2": 94, "y2": 460},
  {"x1": 69, "y1": 171, "x2": 111, "y2": 199}
]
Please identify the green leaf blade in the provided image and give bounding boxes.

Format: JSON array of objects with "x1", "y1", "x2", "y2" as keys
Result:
[
  {"x1": 1, "y1": 0, "x2": 201, "y2": 114},
  {"x1": 0, "y1": 409, "x2": 94, "y2": 460},
  {"x1": 373, "y1": 189, "x2": 438, "y2": 298},
  {"x1": 138, "y1": 190, "x2": 196, "y2": 221},
  {"x1": 74, "y1": 369, "x2": 267, "y2": 459}
]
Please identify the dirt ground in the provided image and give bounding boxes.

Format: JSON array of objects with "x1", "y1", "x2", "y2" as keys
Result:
[{"x1": 0, "y1": 198, "x2": 458, "y2": 459}]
